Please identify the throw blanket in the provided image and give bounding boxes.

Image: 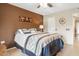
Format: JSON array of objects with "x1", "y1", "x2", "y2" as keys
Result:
[{"x1": 23, "y1": 32, "x2": 63, "y2": 56}]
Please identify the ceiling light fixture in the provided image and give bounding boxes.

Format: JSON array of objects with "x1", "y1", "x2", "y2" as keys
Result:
[
  {"x1": 40, "y1": 3, "x2": 48, "y2": 8},
  {"x1": 37, "y1": 3, "x2": 53, "y2": 8}
]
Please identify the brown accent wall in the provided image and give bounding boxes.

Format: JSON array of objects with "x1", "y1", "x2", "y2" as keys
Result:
[{"x1": 0, "y1": 3, "x2": 43, "y2": 48}]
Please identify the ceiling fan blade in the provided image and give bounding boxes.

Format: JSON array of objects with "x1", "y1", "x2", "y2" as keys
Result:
[
  {"x1": 47, "y1": 3, "x2": 53, "y2": 7},
  {"x1": 37, "y1": 3, "x2": 53, "y2": 8},
  {"x1": 37, "y1": 5, "x2": 40, "y2": 8}
]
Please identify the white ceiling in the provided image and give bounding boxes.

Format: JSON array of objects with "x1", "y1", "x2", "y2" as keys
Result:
[{"x1": 10, "y1": 3, "x2": 79, "y2": 15}]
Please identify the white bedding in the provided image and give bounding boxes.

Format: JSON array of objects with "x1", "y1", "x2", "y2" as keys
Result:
[
  {"x1": 14, "y1": 29, "x2": 41, "y2": 48},
  {"x1": 14, "y1": 29, "x2": 63, "y2": 56}
]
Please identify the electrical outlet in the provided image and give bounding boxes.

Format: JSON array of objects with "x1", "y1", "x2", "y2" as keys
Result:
[{"x1": 1, "y1": 40, "x2": 5, "y2": 45}]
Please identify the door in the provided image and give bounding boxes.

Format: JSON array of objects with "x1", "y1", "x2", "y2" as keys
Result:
[{"x1": 75, "y1": 20, "x2": 79, "y2": 40}]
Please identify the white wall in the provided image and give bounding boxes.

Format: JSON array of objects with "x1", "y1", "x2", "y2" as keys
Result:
[
  {"x1": 43, "y1": 9, "x2": 79, "y2": 45},
  {"x1": 43, "y1": 17, "x2": 56, "y2": 33}
]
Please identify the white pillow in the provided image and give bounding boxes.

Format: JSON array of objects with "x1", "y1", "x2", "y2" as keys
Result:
[
  {"x1": 17, "y1": 28, "x2": 37, "y2": 34},
  {"x1": 22, "y1": 29, "x2": 30, "y2": 32},
  {"x1": 18, "y1": 29, "x2": 24, "y2": 34},
  {"x1": 29, "y1": 28, "x2": 37, "y2": 32},
  {"x1": 31, "y1": 30, "x2": 36, "y2": 33}
]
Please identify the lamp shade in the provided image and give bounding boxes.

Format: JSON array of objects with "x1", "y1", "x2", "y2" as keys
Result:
[{"x1": 39, "y1": 25, "x2": 43, "y2": 29}]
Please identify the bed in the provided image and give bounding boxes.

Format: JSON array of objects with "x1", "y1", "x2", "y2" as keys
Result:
[{"x1": 14, "y1": 28, "x2": 64, "y2": 56}]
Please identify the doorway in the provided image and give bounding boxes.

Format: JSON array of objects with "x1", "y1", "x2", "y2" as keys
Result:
[{"x1": 74, "y1": 17, "x2": 79, "y2": 40}]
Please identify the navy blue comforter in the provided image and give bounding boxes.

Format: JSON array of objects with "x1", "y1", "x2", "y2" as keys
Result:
[{"x1": 41, "y1": 38, "x2": 64, "y2": 56}]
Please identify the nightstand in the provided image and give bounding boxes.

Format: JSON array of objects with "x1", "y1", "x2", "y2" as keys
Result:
[{"x1": 0, "y1": 45, "x2": 7, "y2": 56}]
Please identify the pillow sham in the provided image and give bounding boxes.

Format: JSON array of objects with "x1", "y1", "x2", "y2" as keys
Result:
[
  {"x1": 18, "y1": 29, "x2": 24, "y2": 34},
  {"x1": 17, "y1": 28, "x2": 37, "y2": 34}
]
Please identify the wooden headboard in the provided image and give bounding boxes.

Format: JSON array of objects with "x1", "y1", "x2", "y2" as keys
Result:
[{"x1": 0, "y1": 3, "x2": 43, "y2": 48}]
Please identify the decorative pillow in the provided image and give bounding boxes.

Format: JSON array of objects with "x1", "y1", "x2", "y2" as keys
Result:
[
  {"x1": 17, "y1": 28, "x2": 37, "y2": 34},
  {"x1": 29, "y1": 28, "x2": 37, "y2": 32},
  {"x1": 21, "y1": 29, "x2": 31, "y2": 34},
  {"x1": 18, "y1": 29, "x2": 24, "y2": 34}
]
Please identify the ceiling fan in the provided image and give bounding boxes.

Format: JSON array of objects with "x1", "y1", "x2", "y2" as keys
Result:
[{"x1": 37, "y1": 3, "x2": 53, "y2": 8}]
